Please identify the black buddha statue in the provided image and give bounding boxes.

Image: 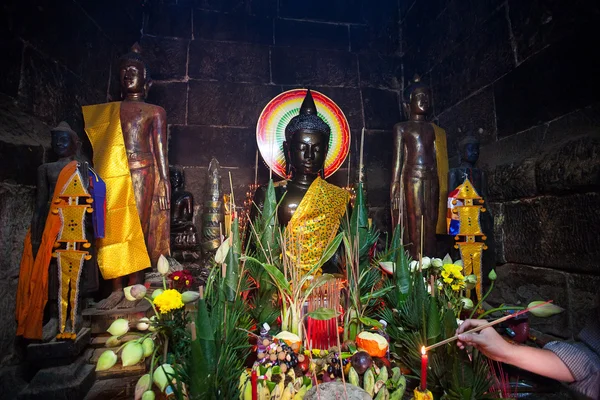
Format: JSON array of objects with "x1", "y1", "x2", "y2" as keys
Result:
[
  {"x1": 169, "y1": 166, "x2": 200, "y2": 261},
  {"x1": 252, "y1": 90, "x2": 349, "y2": 274}
]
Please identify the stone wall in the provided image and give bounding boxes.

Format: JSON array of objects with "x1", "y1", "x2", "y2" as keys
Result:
[
  {"x1": 142, "y1": 0, "x2": 401, "y2": 229},
  {"x1": 401, "y1": 0, "x2": 600, "y2": 338},
  {"x1": 0, "y1": 0, "x2": 143, "y2": 365}
]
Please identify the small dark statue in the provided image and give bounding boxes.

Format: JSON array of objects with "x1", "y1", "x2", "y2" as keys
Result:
[{"x1": 169, "y1": 166, "x2": 200, "y2": 261}]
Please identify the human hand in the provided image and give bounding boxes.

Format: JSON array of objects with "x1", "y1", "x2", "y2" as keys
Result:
[
  {"x1": 456, "y1": 319, "x2": 514, "y2": 363},
  {"x1": 157, "y1": 179, "x2": 170, "y2": 210},
  {"x1": 390, "y1": 182, "x2": 401, "y2": 210}
]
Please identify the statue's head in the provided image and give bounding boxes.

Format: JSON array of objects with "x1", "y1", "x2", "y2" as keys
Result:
[
  {"x1": 119, "y1": 43, "x2": 151, "y2": 99},
  {"x1": 459, "y1": 134, "x2": 480, "y2": 166},
  {"x1": 169, "y1": 166, "x2": 184, "y2": 190},
  {"x1": 403, "y1": 75, "x2": 432, "y2": 118},
  {"x1": 50, "y1": 121, "x2": 80, "y2": 158},
  {"x1": 283, "y1": 90, "x2": 330, "y2": 179}
]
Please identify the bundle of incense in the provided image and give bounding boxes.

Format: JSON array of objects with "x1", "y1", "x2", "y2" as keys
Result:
[{"x1": 424, "y1": 301, "x2": 552, "y2": 352}]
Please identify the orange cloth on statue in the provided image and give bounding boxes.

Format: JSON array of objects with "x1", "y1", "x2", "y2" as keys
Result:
[{"x1": 15, "y1": 160, "x2": 79, "y2": 340}]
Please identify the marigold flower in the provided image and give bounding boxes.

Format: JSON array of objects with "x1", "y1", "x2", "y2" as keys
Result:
[{"x1": 153, "y1": 289, "x2": 184, "y2": 314}]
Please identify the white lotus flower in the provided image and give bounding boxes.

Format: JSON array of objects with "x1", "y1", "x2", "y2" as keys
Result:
[
  {"x1": 142, "y1": 391, "x2": 155, "y2": 400},
  {"x1": 136, "y1": 317, "x2": 150, "y2": 331},
  {"x1": 409, "y1": 260, "x2": 419, "y2": 272},
  {"x1": 421, "y1": 257, "x2": 431, "y2": 269},
  {"x1": 107, "y1": 318, "x2": 129, "y2": 336},
  {"x1": 148, "y1": 315, "x2": 158, "y2": 332},
  {"x1": 153, "y1": 364, "x2": 175, "y2": 392},
  {"x1": 121, "y1": 341, "x2": 144, "y2": 367},
  {"x1": 181, "y1": 291, "x2": 200, "y2": 304},
  {"x1": 124, "y1": 284, "x2": 147, "y2": 301},
  {"x1": 96, "y1": 350, "x2": 118, "y2": 371},
  {"x1": 105, "y1": 335, "x2": 122, "y2": 347},
  {"x1": 460, "y1": 298, "x2": 474, "y2": 310},
  {"x1": 135, "y1": 374, "x2": 151, "y2": 400},
  {"x1": 151, "y1": 289, "x2": 164, "y2": 299},
  {"x1": 157, "y1": 254, "x2": 170, "y2": 276},
  {"x1": 215, "y1": 238, "x2": 231, "y2": 264},
  {"x1": 431, "y1": 258, "x2": 443, "y2": 268},
  {"x1": 528, "y1": 301, "x2": 564, "y2": 318},
  {"x1": 378, "y1": 261, "x2": 395, "y2": 275},
  {"x1": 142, "y1": 338, "x2": 154, "y2": 357}
]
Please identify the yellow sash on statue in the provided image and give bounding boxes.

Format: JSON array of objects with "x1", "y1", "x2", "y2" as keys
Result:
[
  {"x1": 285, "y1": 177, "x2": 349, "y2": 273},
  {"x1": 82, "y1": 102, "x2": 151, "y2": 279},
  {"x1": 432, "y1": 123, "x2": 449, "y2": 235}
]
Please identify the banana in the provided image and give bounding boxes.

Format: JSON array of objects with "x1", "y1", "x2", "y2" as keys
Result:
[
  {"x1": 281, "y1": 383, "x2": 295, "y2": 400},
  {"x1": 363, "y1": 368, "x2": 375, "y2": 397},
  {"x1": 374, "y1": 387, "x2": 389, "y2": 400},
  {"x1": 293, "y1": 385, "x2": 308, "y2": 400},
  {"x1": 242, "y1": 379, "x2": 253, "y2": 400},
  {"x1": 348, "y1": 367, "x2": 359, "y2": 386},
  {"x1": 377, "y1": 366, "x2": 388, "y2": 383},
  {"x1": 389, "y1": 375, "x2": 406, "y2": 400}
]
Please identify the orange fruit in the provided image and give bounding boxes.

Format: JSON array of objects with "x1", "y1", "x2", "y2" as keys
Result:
[{"x1": 355, "y1": 331, "x2": 388, "y2": 358}]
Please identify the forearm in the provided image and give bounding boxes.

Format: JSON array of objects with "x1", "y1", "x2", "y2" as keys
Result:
[{"x1": 503, "y1": 345, "x2": 575, "y2": 383}]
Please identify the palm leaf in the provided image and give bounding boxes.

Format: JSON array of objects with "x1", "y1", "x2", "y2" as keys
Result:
[{"x1": 224, "y1": 217, "x2": 241, "y2": 302}]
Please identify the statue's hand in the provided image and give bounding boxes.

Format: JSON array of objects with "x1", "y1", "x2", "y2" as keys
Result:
[{"x1": 158, "y1": 179, "x2": 170, "y2": 210}]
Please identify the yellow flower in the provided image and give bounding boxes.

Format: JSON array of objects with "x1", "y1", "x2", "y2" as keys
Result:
[
  {"x1": 441, "y1": 270, "x2": 450, "y2": 279},
  {"x1": 443, "y1": 277, "x2": 453, "y2": 284},
  {"x1": 173, "y1": 276, "x2": 180, "y2": 281},
  {"x1": 153, "y1": 289, "x2": 184, "y2": 314},
  {"x1": 451, "y1": 284, "x2": 461, "y2": 291},
  {"x1": 453, "y1": 271, "x2": 465, "y2": 280}
]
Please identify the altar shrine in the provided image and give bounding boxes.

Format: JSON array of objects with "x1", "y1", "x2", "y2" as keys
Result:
[{"x1": 0, "y1": 1, "x2": 599, "y2": 400}]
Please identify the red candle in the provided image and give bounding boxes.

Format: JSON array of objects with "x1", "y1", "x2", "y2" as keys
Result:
[
  {"x1": 251, "y1": 370, "x2": 257, "y2": 400},
  {"x1": 420, "y1": 346, "x2": 428, "y2": 391}
]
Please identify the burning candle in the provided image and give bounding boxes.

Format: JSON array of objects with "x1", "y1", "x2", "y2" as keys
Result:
[
  {"x1": 420, "y1": 346, "x2": 428, "y2": 391},
  {"x1": 251, "y1": 369, "x2": 257, "y2": 400}
]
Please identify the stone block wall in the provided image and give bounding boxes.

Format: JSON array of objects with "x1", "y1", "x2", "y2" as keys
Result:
[
  {"x1": 141, "y1": 0, "x2": 402, "y2": 229},
  {"x1": 401, "y1": 0, "x2": 600, "y2": 338},
  {"x1": 0, "y1": 0, "x2": 143, "y2": 365}
]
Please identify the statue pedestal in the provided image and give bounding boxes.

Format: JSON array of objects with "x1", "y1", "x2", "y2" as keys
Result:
[
  {"x1": 17, "y1": 355, "x2": 95, "y2": 400},
  {"x1": 26, "y1": 327, "x2": 91, "y2": 368}
]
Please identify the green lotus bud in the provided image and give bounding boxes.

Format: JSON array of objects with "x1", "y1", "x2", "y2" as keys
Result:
[
  {"x1": 148, "y1": 315, "x2": 158, "y2": 332},
  {"x1": 181, "y1": 291, "x2": 200, "y2": 304},
  {"x1": 421, "y1": 257, "x2": 431, "y2": 269},
  {"x1": 124, "y1": 285, "x2": 136, "y2": 301},
  {"x1": 409, "y1": 260, "x2": 418, "y2": 272},
  {"x1": 136, "y1": 317, "x2": 150, "y2": 331},
  {"x1": 464, "y1": 274, "x2": 477, "y2": 290},
  {"x1": 121, "y1": 341, "x2": 144, "y2": 367},
  {"x1": 460, "y1": 298, "x2": 474, "y2": 310},
  {"x1": 130, "y1": 284, "x2": 147, "y2": 300},
  {"x1": 157, "y1": 254, "x2": 170, "y2": 276},
  {"x1": 105, "y1": 335, "x2": 122, "y2": 347},
  {"x1": 215, "y1": 238, "x2": 230, "y2": 264},
  {"x1": 431, "y1": 258, "x2": 443, "y2": 268},
  {"x1": 96, "y1": 350, "x2": 117, "y2": 371},
  {"x1": 153, "y1": 364, "x2": 175, "y2": 392},
  {"x1": 528, "y1": 301, "x2": 564, "y2": 318},
  {"x1": 141, "y1": 391, "x2": 155, "y2": 400},
  {"x1": 142, "y1": 337, "x2": 154, "y2": 357},
  {"x1": 135, "y1": 374, "x2": 151, "y2": 400},
  {"x1": 107, "y1": 318, "x2": 129, "y2": 336},
  {"x1": 151, "y1": 289, "x2": 164, "y2": 300},
  {"x1": 442, "y1": 254, "x2": 453, "y2": 265},
  {"x1": 488, "y1": 269, "x2": 497, "y2": 281}
]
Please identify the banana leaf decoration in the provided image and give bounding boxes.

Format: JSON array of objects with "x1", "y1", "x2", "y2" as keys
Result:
[
  {"x1": 394, "y1": 237, "x2": 411, "y2": 304},
  {"x1": 349, "y1": 181, "x2": 379, "y2": 267},
  {"x1": 189, "y1": 296, "x2": 217, "y2": 398},
  {"x1": 259, "y1": 179, "x2": 278, "y2": 257},
  {"x1": 224, "y1": 216, "x2": 241, "y2": 302}
]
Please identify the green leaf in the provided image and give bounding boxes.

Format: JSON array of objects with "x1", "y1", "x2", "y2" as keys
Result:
[
  {"x1": 190, "y1": 298, "x2": 217, "y2": 397},
  {"x1": 395, "y1": 247, "x2": 411, "y2": 302},
  {"x1": 306, "y1": 307, "x2": 340, "y2": 320},
  {"x1": 359, "y1": 285, "x2": 395, "y2": 304},
  {"x1": 224, "y1": 218, "x2": 240, "y2": 302},
  {"x1": 426, "y1": 296, "x2": 441, "y2": 341},
  {"x1": 358, "y1": 316, "x2": 383, "y2": 329},
  {"x1": 260, "y1": 262, "x2": 292, "y2": 297}
]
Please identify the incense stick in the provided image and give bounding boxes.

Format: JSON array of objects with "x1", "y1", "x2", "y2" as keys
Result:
[{"x1": 424, "y1": 301, "x2": 553, "y2": 352}]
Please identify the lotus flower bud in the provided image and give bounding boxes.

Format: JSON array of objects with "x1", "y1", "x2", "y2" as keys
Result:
[
  {"x1": 378, "y1": 261, "x2": 395, "y2": 275},
  {"x1": 215, "y1": 238, "x2": 230, "y2": 264},
  {"x1": 136, "y1": 317, "x2": 150, "y2": 331},
  {"x1": 421, "y1": 257, "x2": 431, "y2": 269},
  {"x1": 96, "y1": 350, "x2": 118, "y2": 371},
  {"x1": 106, "y1": 335, "x2": 122, "y2": 347},
  {"x1": 121, "y1": 341, "x2": 144, "y2": 367},
  {"x1": 135, "y1": 374, "x2": 151, "y2": 400},
  {"x1": 442, "y1": 254, "x2": 453, "y2": 265},
  {"x1": 460, "y1": 298, "x2": 474, "y2": 310},
  {"x1": 157, "y1": 254, "x2": 170, "y2": 276},
  {"x1": 151, "y1": 289, "x2": 164, "y2": 300},
  {"x1": 107, "y1": 318, "x2": 129, "y2": 336},
  {"x1": 148, "y1": 315, "x2": 159, "y2": 332},
  {"x1": 124, "y1": 286, "x2": 136, "y2": 301},
  {"x1": 454, "y1": 259, "x2": 464, "y2": 267},
  {"x1": 431, "y1": 258, "x2": 443, "y2": 268},
  {"x1": 488, "y1": 269, "x2": 497, "y2": 281},
  {"x1": 409, "y1": 260, "x2": 418, "y2": 272},
  {"x1": 142, "y1": 337, "x2": 155, "y2": 357},
  {"x1": 153, "y1": 364, "x2": 175, "y2": 392},
  {"x1": 181, "y1": 291, "x2": 200, "y2": 304},
  {"x1": 130, "y1": 284, "x2": 147, "y2": 300},
  {"x1": 464, "y1": 274, "x2": 477, "y2": 290},
  {"x1": 528, "y1": 301, "x2": 564, "y2": 318},
  {"x1": 142, "y1": 391, "x2": 156, "y2": 400}
]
